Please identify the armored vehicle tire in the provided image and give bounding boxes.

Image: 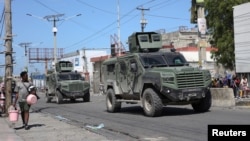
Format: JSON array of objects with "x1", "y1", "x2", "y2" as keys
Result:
[
  {"x1": 106, "y1": 88, "x2": 121, "y2": 113},
  {"x1": 191, "y1": 90, "x2": 212, "y2": 112},
  {"x1": 45, "y1": 93, "x2": 52, "y2": 103},
  {"x1": 142, "y1": 88, "x2": 163, "y2": 117},
  {"x1": 83, "y1": 92, "x2": 90, "y2": 102},
  {"x1": 55, "y1": 91, "x2": 63, "y2": 104}
]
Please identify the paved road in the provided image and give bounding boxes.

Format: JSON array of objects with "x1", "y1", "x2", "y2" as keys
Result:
[{"x1": 27, "y1": 92, "x2": 250, "y2": 141}]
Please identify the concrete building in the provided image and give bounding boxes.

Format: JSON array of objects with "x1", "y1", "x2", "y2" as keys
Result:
[
  {"x1": 60, "y1": 49, "x2": 108, "y2": 83},
  {"x1": 233, "y1": 2, "x2": 250, "y2": 79}
]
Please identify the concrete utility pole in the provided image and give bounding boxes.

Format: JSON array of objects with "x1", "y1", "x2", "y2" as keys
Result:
[
  {"x1": 137, "y1": 6, "x2": 149, "y2": 32},
  {"x1": 43, "y1": 14, "x2": 64, "y2": 66},
  {"x1": 4, "y1": 0, "x2": 13, "y2": 114},
  {"x1": 19, "y1": 42, "x2": 32, "y2": 72},
  {"x1": 117, "y1": 0, "x2": 121, "y2": 56},
  {"x1": 197, "y1": 6, "x2": 206, "y2": 68}
]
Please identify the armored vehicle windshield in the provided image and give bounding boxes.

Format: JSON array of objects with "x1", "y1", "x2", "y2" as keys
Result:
[
  {"x1": 139, "y1": 52, "x2": 188, "y2": 68},
  {"x1": 57, "y1": 73, "x2": 84, "y2": 81}
]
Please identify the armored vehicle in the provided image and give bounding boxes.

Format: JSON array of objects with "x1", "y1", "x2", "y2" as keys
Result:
[
  {"x1": 45, "y1": 61, "x2": 90, "y2": 104},
  {"x1": 102, "y1": 32, "x2": 212, "y2": 117}
]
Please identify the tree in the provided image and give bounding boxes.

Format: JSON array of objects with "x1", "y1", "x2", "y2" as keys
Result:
[{"x1": 204, "y1": 0, "x2": 250, "y2": 70}]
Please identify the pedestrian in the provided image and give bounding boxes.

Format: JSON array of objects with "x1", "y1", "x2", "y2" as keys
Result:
[
  {"x1": 232, "y1": 75, "x2": 240, "y2": 98},
  {"x1": 0, "y1": 83, "x2": 5, "y2": 115},
  {"x1": 13, "y1": 71, "x2": 33, "y2": 130},
  {"x1": 240, "y1": 75, "x2": 248, "y2": 98}
]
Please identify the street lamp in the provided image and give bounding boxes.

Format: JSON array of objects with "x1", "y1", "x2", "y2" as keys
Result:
[
  {"x1": 43, "y1": 14, "x2": 64, "y2": 66},
  {"x1": 27, "y1": 13, "x2": 82, "y2": 68}
]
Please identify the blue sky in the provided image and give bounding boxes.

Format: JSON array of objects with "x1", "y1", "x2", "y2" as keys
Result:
[{"x1": 0, "y1": 0, "x2": 194, "y2": 75}]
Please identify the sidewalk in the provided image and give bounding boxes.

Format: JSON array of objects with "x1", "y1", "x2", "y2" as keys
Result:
[
  {"x1": 0, "y1": 111, "x2": 108, "y2": 141},
  {"x1": 0, "y1": 114, "x2": 23, "y2": 141}
]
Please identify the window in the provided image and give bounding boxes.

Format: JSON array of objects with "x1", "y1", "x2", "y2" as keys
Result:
[
  {"x1": 120, "y1": 61, "x2": 126, "y2": 74},
  {"x1": 174, "y1": 58, "x2": 182, "y2": 65},
  {"x1": 67, "y1": 62, "x2": 73, "y2": 67},
  {"x1": 152, "y1": 35, "x2": 161, "y2": 42},
  {"x1": 141, "y1": 55, "x2": 166, "y2": 66},
  {"x1": 60, "y1": 63, "x2": 66, "y2": 67},
  {"x1": 107, "y1": 64, "x2": 115, "y2": 72},
  {"x1": 139, "y1": 35, "x2": 149, "y2": 42}
]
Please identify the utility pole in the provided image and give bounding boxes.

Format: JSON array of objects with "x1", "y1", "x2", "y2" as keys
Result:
[
  {"x1": 117, "y1": 0, "x2": 121, "y2": 56},
  {"x1": 137, "y1": 6, "x2": 149, "y2": 32},
  {"x1": 190, "y1": 0, "x2": 207, "y2": 69},
  {"x1": 19, "y1": 42, "x2": 32, "y2": 72},
  {"x1": 197, "y1": 5, "x2": 206, "y2": 69},
  {"x1": 43, "y1": 14, "x2": 64, "y2": 67},
  {"x1": 4, "y1": 0, "x2": 13, "y2": 115}
]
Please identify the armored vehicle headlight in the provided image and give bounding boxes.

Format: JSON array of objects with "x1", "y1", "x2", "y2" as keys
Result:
[
  {"x1": 162, "y1": 77, "x2": 174, "y2": 83},
  {"x1": 161, "y1": 73, "x2": 174, "y2": 83},
  {"x1": 62, "y1": 85, "x2": 68, "y2": 88}
]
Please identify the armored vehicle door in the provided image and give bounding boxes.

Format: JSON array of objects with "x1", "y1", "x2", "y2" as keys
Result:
[
  {"x1": 127, "y1": 58, "x2": 141, "y2": 94},
  {"x1": 118, "y1": 60, "x2": 129, "y2": 93}
]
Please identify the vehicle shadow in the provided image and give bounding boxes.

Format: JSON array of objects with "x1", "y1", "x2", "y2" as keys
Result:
[
  {"x1": 116, "y1": 105, "x2": 209, "y2": 117},
  {"x1": 48, "y1": 99, "x2": 90, "y2": 104}
]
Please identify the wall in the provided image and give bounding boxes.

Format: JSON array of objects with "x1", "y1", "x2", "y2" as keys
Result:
[
  {"x1": 234, "y1": 2, "x2": 250, "y2": 73},
  {"x1": 60, "y1": 49, "x2": 107, "y2": 83}
]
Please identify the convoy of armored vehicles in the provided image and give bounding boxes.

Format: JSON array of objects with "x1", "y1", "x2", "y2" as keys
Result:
[{"x1": 42, "y1": 31, "x2": 211, "y2": 117}]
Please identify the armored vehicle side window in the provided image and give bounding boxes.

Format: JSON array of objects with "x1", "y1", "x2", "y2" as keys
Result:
[
  {"x1": 130, "y1": 60, "x2": 138, "y2": 72},
  {"x1": 107, "y1": 64, "x2": 115, "y2": 72},
  {"x1": 119, "y1": 61, "x2": 126, "y2": 74}
]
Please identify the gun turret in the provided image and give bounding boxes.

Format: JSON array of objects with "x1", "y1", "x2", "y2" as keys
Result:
[{"x1": 128, "y1": 32, "x2": 162, "y2": 53}]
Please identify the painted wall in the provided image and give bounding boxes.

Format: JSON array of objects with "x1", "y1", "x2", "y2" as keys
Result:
[
  {"x1": 234, "y1": 2, "x2": 250, "y2": 73},
  {"x1": 60, "y1": 49, "x2": 107, "y2": 81}
]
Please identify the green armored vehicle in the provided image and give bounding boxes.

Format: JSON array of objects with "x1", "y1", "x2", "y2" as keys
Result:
[
  {"x1": 45, "y1": 61, "x2": 90, "y2": 104},
  {"x1": 102, "y1": 32, "x2": 212, "y2": 117}
]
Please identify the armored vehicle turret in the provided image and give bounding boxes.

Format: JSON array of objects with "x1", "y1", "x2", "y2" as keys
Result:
[
  {"x1": 45, "y1": 61, "x2": 90, "y2": 104},
  {"x1": 102, "y1": 32, "x2": 212, "y2": 117}
]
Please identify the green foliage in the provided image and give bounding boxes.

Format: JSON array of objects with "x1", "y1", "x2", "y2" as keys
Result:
[{"x1": 204, "y1": 0, "x2": 250, "y2": 70}]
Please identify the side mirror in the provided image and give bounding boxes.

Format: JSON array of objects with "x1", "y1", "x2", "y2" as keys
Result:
[{"x1": 131, "y1": 63, "x2": 137, "y2": 72}]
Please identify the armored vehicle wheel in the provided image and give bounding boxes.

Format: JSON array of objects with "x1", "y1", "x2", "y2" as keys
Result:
[
  {"x1": 45, "y1": 93, "x2": 52, "y2": 103},
  {"x1": 55, "y1": 91, "x2": 63, "y2": 104},
  {"x1": 191, "y1": 90, "x2": 211, "y2": 112},
  {"x1": 106, "y1": 88, "x2": 121, "y2": 113},
  {"x1": 142, "y1": 88, "x2": 163, "y2": 117},
  {"x1": 83, "y1": 92, "x2": 90, "y2": 102}
]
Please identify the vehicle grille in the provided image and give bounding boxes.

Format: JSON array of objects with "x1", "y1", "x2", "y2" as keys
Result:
[
  {"x1": 69, "y1": 83, "x2": 83, "y2": 91},
  {"x1": 176, "y1": 72, "x2": 204, "y2": 88}
]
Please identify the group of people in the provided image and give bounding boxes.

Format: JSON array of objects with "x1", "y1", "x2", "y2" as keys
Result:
[
  {"x1": 212, "y1": 74, "x2": 249, "y2": 98},
  {"x1": 1, "y1": 71, "x2": 39, "y2": 130}
]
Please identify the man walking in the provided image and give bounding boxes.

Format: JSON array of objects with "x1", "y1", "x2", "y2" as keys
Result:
[{"x1": 13, "y1": 71, "x2": 33, "y2": 130}]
